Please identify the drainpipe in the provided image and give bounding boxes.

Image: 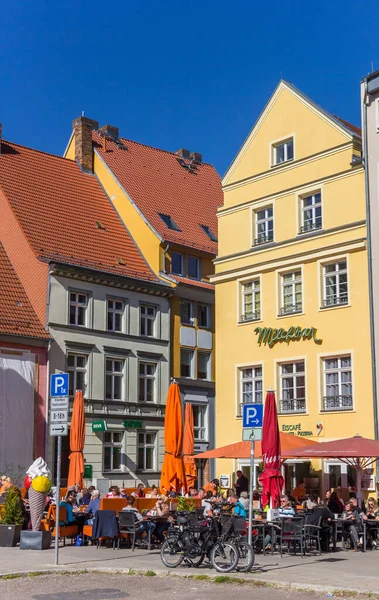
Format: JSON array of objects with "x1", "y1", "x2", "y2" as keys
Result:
[
  {"x1": 362, "y1": 79, "x2": 379, "y2": 441},
  {"x1": 162, "y1": 243, "x2": 170, "y2": 273}
]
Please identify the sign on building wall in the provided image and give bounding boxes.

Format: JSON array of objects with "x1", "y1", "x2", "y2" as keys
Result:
[{"x1": 254, "y1": 326, "x2": 322, "y2": 348}]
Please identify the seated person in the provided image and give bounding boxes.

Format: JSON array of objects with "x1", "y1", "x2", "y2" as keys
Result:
[
  {"x1": 292, "y1": 481, "x2": 306, "y2": 505},
  {"x1": 229, "y1": 493, "x2": 247, "y2": 518},
  {"x1": 328, "y1": 491, "x2": 344, "y2": 515},
  {"x1": 365, "y1": 497, "x2": 378, "y2": 548},
  {"x1": 239, "y1": 491, "x2": 250, "y2": 511},
  {"x1": 79, "y1": 487, "x2": 91, "y2": 506},
  {"x1": 106, "y1": 485, "x2": 120, "y2": 498},
  {"x1": 149, "y1": 497, "x2": 172, "y2": 543},
  {"x1": 309, "y1": 500, "x2": 334, "y2": 551},
  {"x1": 342, "y1": 501, "x2": 360, "y2": 550},
  {"x1": 84, "y1": 490, "x2": 101, "y2": 525},
  {"x1": 122, "y1": 495, "x2": 155, "y2": 546},
  {"x1": 132, "y1": 483, "x2": 145, "y2": 498},
  {"x1": 263, "y1": 495, "x2": 296, "y2": 550},
  {"x1": 198, "y1": 488, "x2": 212, "y2": 516}
]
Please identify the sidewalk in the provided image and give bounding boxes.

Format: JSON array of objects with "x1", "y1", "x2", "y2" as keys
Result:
[{"x1": 1, "y1": 544, "x2": 379, "y2": 594}]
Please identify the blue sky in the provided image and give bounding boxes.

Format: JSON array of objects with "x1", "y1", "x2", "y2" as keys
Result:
[{"x1": 1, "y1": 1, "x2": 378, "y2": 175}]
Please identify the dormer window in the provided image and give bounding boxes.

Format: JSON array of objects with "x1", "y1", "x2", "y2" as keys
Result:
[
  {"x1": 158, "y1": 213, "x2": 181, "y2": 231},
  {"x1": 272, "y1": 137, "x2": 294, "y2": 166},
  {"x1": 200, "y1": 224, "x2": 218, "y2": 242}
]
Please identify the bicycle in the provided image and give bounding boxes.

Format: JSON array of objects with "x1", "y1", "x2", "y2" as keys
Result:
[
  {"x1": 160, "y1": 510, "x2": 239, "y2": 572},
  {"x1": 220, "y1": 513, "x2": 255, "y2": 572}
]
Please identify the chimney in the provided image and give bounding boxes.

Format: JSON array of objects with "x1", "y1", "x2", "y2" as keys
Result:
[
  {"x1": 175, "y1": 148, "x2": 191, "y2": 160},
  {"x1": 99, "y1": 124, "x2": 119, "y2": 140},
  {"x1": 190, "y1": 152, "x2": 202, "y2": 164},
  {"x1": 72, "y1": 116, "x2": 98, "y2": 173}
]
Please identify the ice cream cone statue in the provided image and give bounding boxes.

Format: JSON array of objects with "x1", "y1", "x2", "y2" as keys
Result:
[{"x1": 26, "y1": 458, "x2": 52, "y2": 531}]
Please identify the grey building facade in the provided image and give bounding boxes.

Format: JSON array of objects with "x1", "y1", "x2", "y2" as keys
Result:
[{"x1": 47, "y1": 263, "x2": 171, "y2": 490}]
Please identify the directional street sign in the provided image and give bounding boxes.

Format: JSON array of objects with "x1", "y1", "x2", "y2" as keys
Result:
[
  {"x1": 242, "y1": 428, "x2": 263, "y2": 442},
  {"x1": 50, "y1": 373, "x2": 69, "y2": 397},
  {"x1": 50, "y1": 397, "x2": 69, "y2": 410},
  {"x1": 50, "y1": 423, "x2": 68, "y2": 437},
  {"x1": 50, "y1": 410, "x2": 68, "y2": 424},
  {"x1": 242, "y1": 403, "x2": 264, "y2": 428}
]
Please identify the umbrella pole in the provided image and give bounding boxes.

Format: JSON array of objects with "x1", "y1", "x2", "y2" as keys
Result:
[{"x1": 356, "y1": 459, "x2": 362, "y2": 508}]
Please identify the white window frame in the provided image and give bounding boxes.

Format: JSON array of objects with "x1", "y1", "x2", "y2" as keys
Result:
[
  {"x1": 280, "y1": 269, "x2": 302, "y2": 315},
  {"x1": 137, "y1": 431, "x2": 157, "y2": 471},
  {"x1": 180, "y1": 300, "x2": 195, "y2": 326},
  {"x1": 105, "y1": 356, "x2": 125, "y2": 401},
  {"x1": 192, "y1": 404, "x2": 208, "y2": 441},
  {"x1": 271, "y1": 136, "x2": 294, "y2": 166},
  {"x1": 197, "y1": 351, "x2": 212, "y2": 381},
  {"x1": 172, "y1": 252, "x2": 185, "y2": 276},
  {"x1": 67, "y1": 352, "x2": 88, "y2": 397},
  {"x1": 322, "y1": 258, "x2": 348, "y2": 308},
  {"x1": 69, "y1": 291, "x2": 88, "y2": 327},
  {"x1": 103, "y1": 431, "x2": 123, "y2": 472},
  {"x1": 240, "y1": 279, "x2": 261, "y2": 322},
  {"x1": 139, "y1": 361, "x2": 157, "y2": 403},
  {"x1": 255, "y1": 206, "x2": 274, "y2": 245},
  {"x1": 279, "y1": 360, "x2": 306, "y2": 415},
  {"x1": 106, "y1": 298, "x2": 125, "y2": 333},
  {"x1": 322, "y1": 355, "x2": 353, "y2": 412},
  {"x1": 180, "y1": 348, "x2": 195, "y2": 379},
  {"x1": 300, "y1": 191, "x2": 322, "y2": 233},
  {"x1": 140, "y1": 304, "x2": 157, "y2": 338},
  {"x1": 238, "y1": 365, "x2": 263, "y2": 417},
  {"x1": 197, "y1": 303, "x2": 211, "y2": 329}
]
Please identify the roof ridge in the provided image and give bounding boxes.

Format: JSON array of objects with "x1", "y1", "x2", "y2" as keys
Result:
[{"x1": 1, "y1": 138, "x2": 80, "y2": 164}]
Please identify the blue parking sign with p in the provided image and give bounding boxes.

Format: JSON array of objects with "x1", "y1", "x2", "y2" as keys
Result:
[
  {"x1": 50, "y1": 373, "x2": 69, "y2": 397},
  {"x1": 242, "y1": 403, "x2": 264, "y2": 428}
]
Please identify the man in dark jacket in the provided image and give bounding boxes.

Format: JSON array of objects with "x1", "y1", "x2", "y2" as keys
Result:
[
  {"x1": 234, "y1": 470, "x2": 249, "y2": 497},
  {"x1": 309, "y1": 500, "x2": 334, "y2": 551}
]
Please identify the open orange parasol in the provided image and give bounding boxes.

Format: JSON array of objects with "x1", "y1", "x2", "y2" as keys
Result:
[
  {"x1": 67, "y1": 390, "x2": 85, "y2": 488},
  {"x1": 160, "y1": 382, "x2": 187, "y2": 494},
  {"x1": 183, "y1": 403, "x2": 197, "y2": 489}
]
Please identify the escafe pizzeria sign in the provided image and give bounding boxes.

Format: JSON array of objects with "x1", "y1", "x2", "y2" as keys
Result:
[{"x1": 254, "y1": 326, "x2": 322, "y2": 349}]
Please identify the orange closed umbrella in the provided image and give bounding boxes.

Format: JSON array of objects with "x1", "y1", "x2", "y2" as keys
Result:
[
  {"x1": 67, "y1": 390, "x2": 85, "y2": 488},
  {"x1": 183, "y1": 403, "x2": 197, "y2": 489},
  {"x1": 160, "y1": 382, "x2": 187, "y2": 494}
]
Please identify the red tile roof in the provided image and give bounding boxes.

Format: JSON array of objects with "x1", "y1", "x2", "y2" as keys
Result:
[
  {"x1": 0, "y1": 242, "x2": 49, "y2": 339},
  {"x1": 169, "y1": 274, "x2": 214, "y2": 290},
  {"x1": 0, "y1": 141, "x2": 158, "y2": 282},
  {"x1": 333, "y1": 115, "x2": 362, "y2": 137},
  {"x1": 93, "y1": 132, "x2": 223, "y2": 255}
]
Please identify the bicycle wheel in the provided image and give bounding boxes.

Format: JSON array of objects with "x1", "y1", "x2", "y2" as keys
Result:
[
  {"x1": 160, "y1": 539, "x2": 185, "y2": 568},
  {"x1": 210, "y1": 541, "x2": 239, "y2": 573},
  {"x1": 235, "y1": 540, "x2": 254, "y2": 572}
]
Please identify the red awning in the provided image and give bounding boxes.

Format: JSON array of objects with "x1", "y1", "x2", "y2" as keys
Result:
[
  {"x1": 282, "y1": 435, "x2": 379, "y2": 462},
  {"x1": 194, "y1": 433, "x2": 317, "y2": 460}
]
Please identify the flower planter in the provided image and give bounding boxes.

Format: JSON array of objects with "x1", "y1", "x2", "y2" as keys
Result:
[
  {"x1": 0, "y1": 524, "x2": 22, "y2": 547},
  {"x1": 20, "y1": 530, "x2": 52, "y2": 550}
]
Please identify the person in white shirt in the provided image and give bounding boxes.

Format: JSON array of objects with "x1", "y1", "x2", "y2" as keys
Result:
[{"x1": 122, "y1": 495, "x2": 156, "y2": 544}]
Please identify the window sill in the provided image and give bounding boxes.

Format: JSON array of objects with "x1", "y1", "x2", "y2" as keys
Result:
[
  {"x1": 238, "y1": 318, "x2": 262, "y2": 326},
  {"x1": 277, "y1": 309, "x2": 304, "y2": 319},
  {"x1": 320, "y1": 408, "x2": 354, "y2": 414},
  {"x1": 319, "y1": 303, "x2": 350, "y2": 312},
  {"x1": 270, "y1": 158, "x2": 294, "y2": 170},
  {"x1": 298, "y1": 226, "x2": 323, "y2": 236}
]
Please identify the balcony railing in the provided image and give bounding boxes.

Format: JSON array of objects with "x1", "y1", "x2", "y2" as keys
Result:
[
  {"x1": 321, "y1": 395, "x2": 353, "y2": 412},
  {"x1": 240, "y1": 311, "x2": 260, "y2": 323},
  {"x1": 278, "y1": 398, "x2": 306, "y2": 414},
  {"x1": 299, "y1": 222, "x2": 322, "y2": 234},
  {"x1": 321, "y1": 295, "x2": 348, "y2": 308},
  {"x1": 279, "y1": 303, "x2": 302, "y2": 316},
  {"x1": 254, "y1": 233, "x2": 274, "y2": 246}
]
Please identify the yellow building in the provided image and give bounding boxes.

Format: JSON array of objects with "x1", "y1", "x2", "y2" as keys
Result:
[
  {"x1": 213, "y1": 80, "x2": 375, "y2": 494},
  {"x1": 65, "y1": 121, "x2": 223, "y2": 483}
]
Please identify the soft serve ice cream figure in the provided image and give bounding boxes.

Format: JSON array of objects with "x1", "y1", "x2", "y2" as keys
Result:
[{"x1": 26, "y1": 458, "x2": 52, "y2": 531}]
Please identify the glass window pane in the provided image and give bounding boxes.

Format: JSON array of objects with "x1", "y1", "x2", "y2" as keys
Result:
[
  {"x1": 145, "y1": 433, "x2": 155, "y2": 445},
  {"x1": 188, "y1": 256, "x2": 200, "y2": 279},
  {"x1": 172, "y1": 253, "x2": 183, "y2": 275},
  {"x1": 113, "y1": 447, "x2": 121, "y2": 470},
  {"x1": 146, "y1": 379, "x2": 154, "y2": 401},
  {"x1": 145, "y1": 448, "x2": 154, "y2": 470},
  {"x1": 104, "y1": 447, "x2": 111, "y2": 470},
  {"x1": 114, "y1": 313, "x2": 122, "y2": 332},
  {"x1": 287, "y1": 140, "x2": 294, "y2": 160},
  {"x1": 76, "y1": 371, "x2": 85, "y2": 392},
  {"x1": 137, "y1": 448, "x2": 145, "y2": 469},
  {"x1": 113, "y1": 376, "x2": 122, "y2": 400},
  {"x1": 106, "y1": 375, "x2": 112, "y2": 398},
  {"x1": 113, "y1": 432, "x2": 122, "y2": 443}
]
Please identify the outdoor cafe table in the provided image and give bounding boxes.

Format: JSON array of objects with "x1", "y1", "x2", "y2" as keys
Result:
[{"x1": 333, "y1": 517, "x2": 377, "y2": 552}]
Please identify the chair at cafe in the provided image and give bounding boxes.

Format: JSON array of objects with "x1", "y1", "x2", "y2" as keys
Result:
[
  {"x1": 92, "y1": 510, "x2": 119, "y2": 549},
  {"x1": 117, "y1": 511, "x2": 138, "y2": 551},
  {"x1": 43, "y1": 505, "x2": 79, "y2": 546},
  {"x1": 303, "y1": 514, "x2": 322, "y2": 555},
  {"x1": 278, "y1": 517, "x2": 305, "y2": 557}
]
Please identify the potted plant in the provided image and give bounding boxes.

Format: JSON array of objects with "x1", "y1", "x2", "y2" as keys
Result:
[
  {"x1": 0, "y1": 486, "x2": 24, "y2": 546},
  {"x1": 177, "y1": 497, "x2": 195, "y2": 512}
]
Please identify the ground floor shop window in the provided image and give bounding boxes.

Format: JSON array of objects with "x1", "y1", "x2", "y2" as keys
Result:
[
  {"x1": 137, "y1": 431, "x2": 157, "y2": 471},
  {"x1": 103, "y1": 431, "x2": 123, "y2": 471}
]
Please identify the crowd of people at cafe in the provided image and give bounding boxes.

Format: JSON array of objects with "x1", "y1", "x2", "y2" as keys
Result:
[{"x1": 1, "y1": 469, "x2": 379, "y2": 552}]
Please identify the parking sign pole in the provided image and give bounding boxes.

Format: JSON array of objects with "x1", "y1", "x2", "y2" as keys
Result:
[
  {"x1": 55, "y1": 434, "x2": 62, "y2": 566},
  {"x1": 248, "y1": 439, "x2": 254, "y2": 546}
]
